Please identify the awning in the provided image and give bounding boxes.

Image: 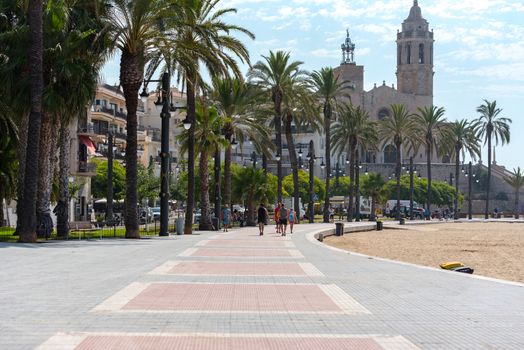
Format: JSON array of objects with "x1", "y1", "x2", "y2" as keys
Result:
[{"x1": 79, "y1": 135, "x2": 97, "y2": 155}]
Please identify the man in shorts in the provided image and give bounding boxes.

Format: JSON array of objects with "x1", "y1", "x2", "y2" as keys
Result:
[
  {"x1": 257, "y1": 203, "x2": 268, "y2": 236},
  {"x1": 279, "y1": 203, "x2": 288, "y2": 236}
]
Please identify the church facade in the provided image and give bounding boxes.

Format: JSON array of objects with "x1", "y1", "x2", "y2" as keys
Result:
[{"x1": 334, "y1": 0, "x2": 434, "y2": 164}]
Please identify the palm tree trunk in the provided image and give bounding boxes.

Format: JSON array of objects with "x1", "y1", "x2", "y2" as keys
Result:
[
  {"x1": 485, "y1": 131, "x2": 492, "y2": 219},
  {"x1": 198, "y1": 149, "x2": 212, "y2": 230},
  {"x1": 223, "y1": 132, "x2": 232, "y2": 209},
  {"x1": 426, "y1": 141, "x2": 432, "y2": 213},
  {"x1": 514, "y1": 189, "x2": 519, "y2": 219},
  {"x1": 284, "y1": 112, "x2": 300, "y2": 224},
  {"x1": 454, "y1": 146, "x2": 460, "y2": 220},
  {"x1": 246, "y1": 197, "x2": 256, "y2": 226},
  {"x1": 120, "y1": 49, "x2": 142, "y2": 239},
  {"x1": 18, "y1": 0, "x2": 43, "y2": 243},
  {"x1": 395, "y1": 142, "x2": 402, "y2": 221},
  {"x1": 184, "y1": 79, "x2": 196, "y2": 234},
  {"x1": 323, "y1": 110, "x2": 331, "y2": 223},
  {"x1": 273, "y1": 91, "x2": 283, "y2": 203},
  {"x1": 15, "y1": 113, "x2": 29, "y2": 234},
  {"x1": 347, "y1": 143, "x2": 356, "y2": 222},
  {"x1": 370, "y1": 196, "x2": 376, "y2": 221},
  {"x1": 56, "y1": 124, "x2": 70, "y2": 238},
  {"x1": 36, "y1": 112, "x2": 54, "y2": 237},
  {"x1": 0, "y1": 190, "x2": 4, "y2": 225}
]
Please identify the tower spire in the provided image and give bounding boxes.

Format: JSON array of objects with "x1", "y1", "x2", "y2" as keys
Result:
[
  {"x1": 414, "y1": 0, "x2": 418, "y2": 5},
  {"x1": 340, "y1": 29, "x2": 355, "y2": 65}
]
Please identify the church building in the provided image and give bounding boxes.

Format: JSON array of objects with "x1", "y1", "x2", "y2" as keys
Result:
[{"x1": 334, "y1": 0, "x2": 434, "y2": 164}]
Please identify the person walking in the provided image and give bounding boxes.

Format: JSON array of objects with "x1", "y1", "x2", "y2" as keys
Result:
[
  {"x1": 257, "y1": 203, "x2": 268, "y2": 236},
  {"x1": 288, "y1": 208, "x2": 295, "y2": 234},
  {"x1": 222, "y1": 204, "x2": 231, "y2": 232},
  {"x1": 280, "y1": 203, "x2": 288, "y2": 236},
  {"x1": 274, "y1": 202, "x2": 281, "y2": 234}
]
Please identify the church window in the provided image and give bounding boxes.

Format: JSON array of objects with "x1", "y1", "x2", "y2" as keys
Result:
[
  {"x1": 383, "y1": 145, "x2": 397, "y2": 164},
  {"x1": 378, "y1": 108, "x2": 390, "y2": 120},
  {"x1": 407, "y1": 45, "x2": 411, "y2": 64},
  {"x1": 419, "y1": 43, "x2": 424, "y2": 64}
]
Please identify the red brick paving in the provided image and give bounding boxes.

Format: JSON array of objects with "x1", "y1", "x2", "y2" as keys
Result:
[
  {"x1": 190, "y1": 247, "x2": 294, "y2": 257},
  {"x1": 122, "y1": 283, "x2": 341, "y2": 312},
  {"x1": 76, "y1": 335, "x2": 384, "y2": 350},
  {"x1": 203, "y1": 240, "x2": 289, "y2": 248},
  {"x1": 168, "y1": 262, "x2": 307, "y2": 276}
]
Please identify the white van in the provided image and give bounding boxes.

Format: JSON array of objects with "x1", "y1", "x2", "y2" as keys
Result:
[{"x1": 385, "y1": 200, "x2": 419, "y2": 215}]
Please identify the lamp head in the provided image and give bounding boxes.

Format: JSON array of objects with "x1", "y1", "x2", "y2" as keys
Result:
[
  {"x1": 231, "y1": 138, "x2": 238, "y2": 150},
  {"x1": 275, "y1": 153, "x2": 281, "y2": 162},
  {"x1": 154, "y1": 96, "x2": 163, "y2": 112},
  {"x1": 182, "y1": 117, "x2": 191, "y2": 130},
  {"x1": 139, "y1": 88, "x2": 149, "y2": 104}
]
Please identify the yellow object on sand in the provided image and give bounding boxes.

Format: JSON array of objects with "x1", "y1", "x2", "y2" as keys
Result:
[{"x1": 440, "y1": 261, "x2": 465, "y2": 270}]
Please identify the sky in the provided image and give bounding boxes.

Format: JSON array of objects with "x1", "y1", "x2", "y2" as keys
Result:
[{"x1": 101, "y1": 0, "x2": 524, "y2": 170}]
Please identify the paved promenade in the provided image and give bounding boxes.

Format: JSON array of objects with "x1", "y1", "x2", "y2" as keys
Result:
[{"x1": 0, "y1": 221, "x2": 523, "y2": 349}]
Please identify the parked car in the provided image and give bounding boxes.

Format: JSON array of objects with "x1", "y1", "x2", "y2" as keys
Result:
[
  {"x1": 388, "y1": 205, "x2": 424, "y2": 219},
  {"x1": 151, "y1": 207, "x2": 161, "y2": 221}
]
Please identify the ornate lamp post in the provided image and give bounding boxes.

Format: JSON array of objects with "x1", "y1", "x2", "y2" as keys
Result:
[
  {"x1": 106, "y1": 132, "x2": 114, "y2": 224},
  {"x1": 306, "y1": 141, "x2": 315, "y2": 223},
  {"x1": 355, "y1": 153, "x2": 361, "y2": 221}
]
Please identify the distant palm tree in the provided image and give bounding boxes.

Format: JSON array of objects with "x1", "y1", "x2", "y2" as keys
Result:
[
  {"x1": 503, "y1": 167, "x2": 524, "y2": 219},
  {"x1": 332, "y1": 105, "x2": 378, "y2": 221},
  {"x1": 210, "y1": 78, "x2": 272, "y2": 210},
  {"x1": 473, "y1": 100, "x2": 512, "y2": 219},
  {"x1": 442, "y1": 119, "x2": 481, "y2": 219},
  {"x1": 415, "y1": 106, "x2": 447, "y2": 213},
  {"x1": 379, "y1": 104, "x2": 417, "y2": 221},
  {"x1": 248, "y1": 51, "x2": 307, "y2": 202},
  {"x1": 309, "y1": 67, "x2": 351, "y2": 223},
  {"x1": 360, "y1": 173, "x2": 386, "y2": 221},
  {"x1": 232, "y1": 167, "x2": 274, "y2": 226}
]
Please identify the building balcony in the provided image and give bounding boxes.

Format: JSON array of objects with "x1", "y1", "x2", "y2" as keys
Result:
[
  {"x1": 76, "y1": 161, "x2": 97, "y2": 176},
  {"x1": 92, "y1": 106, "x2": 128, "y2": 120}
]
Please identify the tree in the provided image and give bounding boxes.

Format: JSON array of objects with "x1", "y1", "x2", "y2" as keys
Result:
[
  {"x1": 12, "y1": 0, "x2": 44, "y2": 242},
  {"x1": 309, "y1": 67, "x2": 350, "y2": 223},
  {"x1": 415, "y1": 106, "x2": 447, "y2": 213},
  {"x1": 503, "y1": 167, "x2": 524, "y2": 219},
  {"x1": 330, "y1": 176, "x2": 350, "y2": 196},
  {"x1": 332, "y1": 104, "x2": 378, "y2": 221},
  {"x1": 473, "y1": 100, "x2": 511, "y2": 219},
  {"x1": 172, "y1": 0, "x2": 254, "y2": 234},
  {"x1": 442, "y1": 119, "x2": 480, "y2": 219},
  {"x1": 379, "y1": 104, "x2": 417, "y2": 220},
  {"x1": 248, "y1": 51, "x2": 306, "y2": 203},
  {"x1": 137, "y1": 163, "x2": 160, "y2": 206},
  {"x1": 91, "y1": 160, "x2": 126, "y2": 201},
  {"x1": 283, "y1": 170, "x2": 325, "y2": 207},
  {"x1": 232, "y1": 167, "x2": 276, "y2": 226},
  {"x1": 0, "y1": 134, "x2": 17, "y2": 226},
  {"x1": 360, "y1": 173, "x2": 386, "y2": 221},
  {"x1": 210, "y1": 78, "x2": 272, "y2": 211}
]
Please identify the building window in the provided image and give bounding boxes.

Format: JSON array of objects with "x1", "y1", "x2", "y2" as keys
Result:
[
  {"x1": 407, "y1": 44, "x2": 411, "y2": 64},
  {"x1": 378, "y1": 108, "x2": 390, "y2": 120},
  {"x1": 430, "y1": 44, "x2": 433, "y2": 65},
  {"x1": 397, "y1": 44, "x2": 402, "y2": 65},
  {"x1": 383, "y1": 145, "x2": 397, "y2": 164},
  {"x1": 419, "y1": 43, "x2": 424, "y2": 64}
]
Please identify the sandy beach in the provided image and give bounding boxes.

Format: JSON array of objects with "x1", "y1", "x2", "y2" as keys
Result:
[{"x1": 325, "y1": 222, "x2": 524, "y2": 283}]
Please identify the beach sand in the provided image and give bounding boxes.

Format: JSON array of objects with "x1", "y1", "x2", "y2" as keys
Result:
[{"x1": 324, "y1": 222, "x2": 524, "y2": 283}]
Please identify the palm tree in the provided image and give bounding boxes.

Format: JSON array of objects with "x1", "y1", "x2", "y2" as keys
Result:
[
  {"x1": 503, "y1": 168, "x2": 524, "y2": 219},
  {"x1": 248, "y1": 51, "x2": 307, "y2": 203},
  {"x1": 309, "y1": 67, "x2": 351, "y2": 223},
  {"x1": 210, "y1": 78, "x2": 272, "y2": 211},
  {"x1": 379, "y1": 104, "x2": 417, "y2": 221},
  {"x1": 473, "y1": 100, "x2": 512, "y2": 219},
  {"x1": 442, "y1": 119, "x2": 480, "y2": 219},
  {"x1": 281, "y1": 77, "x2": 318, "y2": 224},
  {"x1": 110, "y1": 0, "x2": 173, "y2": 238},
  {"x1": 332, "y1": 104, "x2": 377, "y2": 221},
  {"x1": 360, "y1": 173, "x2": 386, "y2": 221},
  {"x1": 415, "y1": 106, "x2": 447, "y2": 213},
  {"x1": 171, "y1": 0, "x2": 254, "y2": 234},
  {"x1": 17, "y1": 0, "x2": 44, "y2": 242}
]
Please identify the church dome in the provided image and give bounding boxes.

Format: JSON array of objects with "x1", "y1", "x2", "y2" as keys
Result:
[{"x1": 407, "y1": 0, "x2": 423, "y2": 21}]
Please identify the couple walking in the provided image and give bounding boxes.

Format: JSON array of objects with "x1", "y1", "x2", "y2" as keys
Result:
[{"x1": 274, "y1": 202, "x2": 295, "y2": 236}]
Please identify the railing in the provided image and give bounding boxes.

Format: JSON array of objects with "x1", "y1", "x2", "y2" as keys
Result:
[{"x1": 78, "y1": 161, "x2": 97, "y2": 173}]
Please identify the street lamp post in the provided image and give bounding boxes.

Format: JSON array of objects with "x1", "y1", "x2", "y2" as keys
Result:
[
  {"x1": 355, "y1": 153, "x2": 361, "y2": 222},
  {"x1": 335, "y1": 162, "x2": 340, "y2": 188},
  {"x1": 106, "y1": 132, "x2": 114, "y2": 223},
  {"x1": 409, "y1": 156, "x2": 414, "y2": 220},
  {"x1": 214, "y1": 149, "x2": 221, "y2": 230},
  {"x1": 307, "y1": 141, "x2": 315, "y2": 223},
  {"x1": 468, "y1": 161, "x2": 473, "y2": 220},
  {"x1": 251, "y1": 151, "x2": 257, "y2": 169}
]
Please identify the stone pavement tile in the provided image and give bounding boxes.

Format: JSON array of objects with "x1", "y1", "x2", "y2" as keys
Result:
[
  {"x1": 38, "y1": 332, "x2": 419, "y2": 350},
  {"x1": 179, "y1": 247, "x2": 303, "y2": 258},
  {"x1": 148, "y1": 261, "x2": 323, "y2": 277},
  {"x1": 93, "y1": 282, "x2": 370, "y2": 314},
  {"x1": 196, "y1": 239, "x2": 294, "y2": 248}
]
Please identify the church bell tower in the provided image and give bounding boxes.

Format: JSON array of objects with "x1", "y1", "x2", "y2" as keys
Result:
[{"x1": 396, "y1": 0, "x2": 434, "y2": 97}]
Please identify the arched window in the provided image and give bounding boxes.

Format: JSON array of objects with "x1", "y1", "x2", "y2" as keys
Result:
[
  {"x1": 378, "y1": 108, "x2": 390, "y2": 120},
  {"x1": 397, "y1": 44, "x2": 402, "y2": 65},
  {"x1": 419, "y1": 43, "x2": 424, "y2": 64},
  {"x1": 383, "y1": 145, "x2": 397, "y2": 164},
  {"x1": 407, "y1": 44, "x2": 411, "y2": 64}
]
